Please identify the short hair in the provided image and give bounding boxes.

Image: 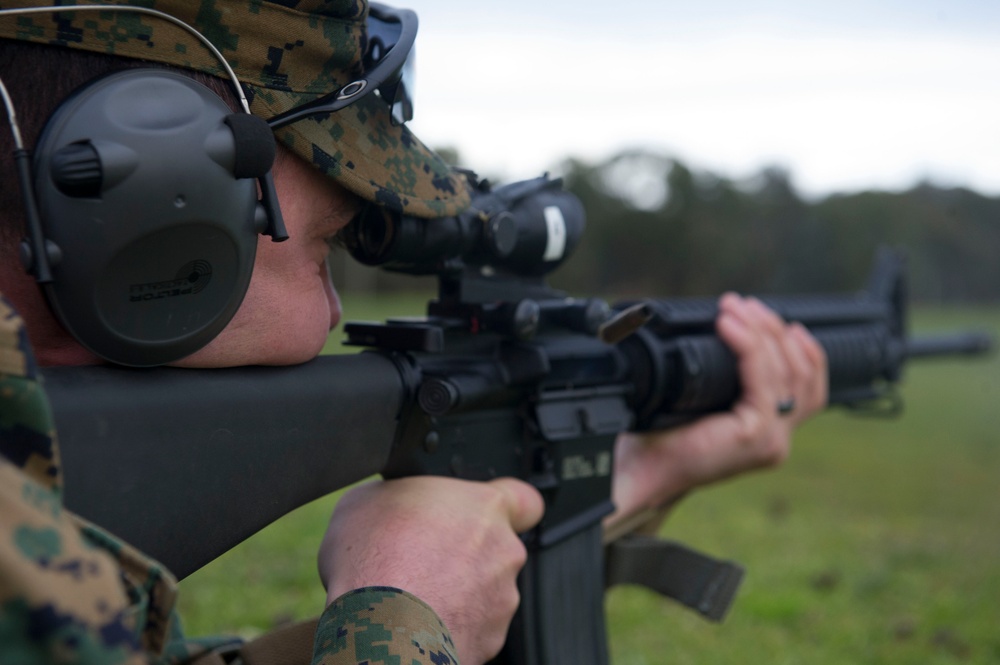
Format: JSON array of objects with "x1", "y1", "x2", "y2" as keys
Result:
[{"x1": 0, "y1": 39, "x2": 236, "y2": 244}]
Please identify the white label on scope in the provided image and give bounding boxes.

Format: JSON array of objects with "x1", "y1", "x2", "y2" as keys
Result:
[{"x1": 543, "y1": 205, "x2": 567, "y2": 261}]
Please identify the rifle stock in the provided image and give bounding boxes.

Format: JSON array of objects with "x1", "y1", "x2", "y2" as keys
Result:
[
  {"x1": 47, "y1": 353, "x2": 404, "y2": 578},
  {"x1": 43, "y1": 176, "x2": 994, "y2": 664}
]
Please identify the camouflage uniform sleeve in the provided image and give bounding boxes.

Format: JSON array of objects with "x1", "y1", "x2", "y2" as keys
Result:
[
  {"x1": 312, "y1": 586, "x2": 459, "y2": 665},
  {"x1": 2, "y1": 296, "x2": 457, "y2": 664},
  {"x1": 0, "y1": 464, "x2": 171, "y2": 665},
  {"x1": 0, "y1": 295, "x2": 180, "y2": 664}
]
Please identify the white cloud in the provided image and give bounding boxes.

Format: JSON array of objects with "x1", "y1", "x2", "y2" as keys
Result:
[{"x1": 403, "y1": 1, "x2": 1000, "y2": 196}]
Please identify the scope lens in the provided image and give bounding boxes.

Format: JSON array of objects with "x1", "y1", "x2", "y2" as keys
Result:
[{"x1": 488, "y1": 212, "x2": 518, "y2": 258}]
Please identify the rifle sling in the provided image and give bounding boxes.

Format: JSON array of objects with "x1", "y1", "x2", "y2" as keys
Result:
[
  {"x1": 190, "y1": 617, "x2": 320, "y2": 665},
  {"x1": 605, "y1": 534, "x2": 745, "y2": 622}
]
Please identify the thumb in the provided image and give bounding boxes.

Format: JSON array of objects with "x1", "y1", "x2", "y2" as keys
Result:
[{"x1": 489, "y1": 477, "x2": 545, "y2": 534}]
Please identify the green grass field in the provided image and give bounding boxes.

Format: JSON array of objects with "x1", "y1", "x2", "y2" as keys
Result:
[{"x1": 177, "y1": 297, "x2": 1000, "y2": 663}]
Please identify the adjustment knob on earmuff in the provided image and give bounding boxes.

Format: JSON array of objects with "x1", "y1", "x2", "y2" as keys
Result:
[
  {"x1": 50, "y1": 140, "x2": 139, "y2": 199},
  {"x1": 50, "y1": 143, "x2": 102, "y2": 198}
]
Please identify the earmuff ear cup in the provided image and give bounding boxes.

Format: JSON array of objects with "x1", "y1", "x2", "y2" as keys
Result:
[{"x1": 32, "y1": 69, "x2": 264, "y2": 367}]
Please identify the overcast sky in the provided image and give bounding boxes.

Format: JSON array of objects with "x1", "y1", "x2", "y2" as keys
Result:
[{"x1": 399, "y1": 0, "x2": 1000, "y2": 199}]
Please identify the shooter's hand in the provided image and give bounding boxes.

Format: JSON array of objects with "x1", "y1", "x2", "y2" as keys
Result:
[
  {"x1": 319, "y1": 476, "x2": 544, "y2": 664},
  {"x1": 608, "y1": 293, "x2": 828, "y2": 527}
]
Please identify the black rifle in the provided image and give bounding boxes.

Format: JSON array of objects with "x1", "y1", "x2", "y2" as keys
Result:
[{"x1": 44, "y1": 175, "x2": 992, "y2": 665}]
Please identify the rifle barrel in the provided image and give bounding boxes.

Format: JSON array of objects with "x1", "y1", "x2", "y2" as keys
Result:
[{"x1": 905, "y1": 332, "x2": 994, "y2": 359}]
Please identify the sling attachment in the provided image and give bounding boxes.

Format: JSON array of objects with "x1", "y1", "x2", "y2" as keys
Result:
[
  {"x1": 189, "y1": 617, "x2": 320, "y2": 665},
  {"x1": 605, "y1": 534, "x2": 745, "y2": 622}
]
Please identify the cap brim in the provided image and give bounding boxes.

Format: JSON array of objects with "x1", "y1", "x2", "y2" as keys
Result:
[{"x1": 250, "y1": 85, "x2": 469, "y2": 219}]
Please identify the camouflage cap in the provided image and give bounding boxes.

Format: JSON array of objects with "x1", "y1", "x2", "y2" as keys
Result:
[{"x1": 0, "y1": 0, "x2": 470, "y2": 218}]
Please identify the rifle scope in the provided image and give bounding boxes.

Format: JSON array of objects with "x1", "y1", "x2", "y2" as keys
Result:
[{"x1": 342, "y1": 175, "x2": 585, "y2": 277}]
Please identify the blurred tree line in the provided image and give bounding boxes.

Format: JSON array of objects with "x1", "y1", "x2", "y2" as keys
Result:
[{"x1": 331, "y1": 149, "x2": 1000, "y2": 303}]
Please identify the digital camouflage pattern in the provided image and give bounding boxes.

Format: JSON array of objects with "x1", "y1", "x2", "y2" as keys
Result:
[
  {"x1": 0, "y1": 292, "x2": 176, "y2": 663},
  {"x1": 0, "y1": 0, "x2": 471, "y2": 219},
  {"x1": 314, "y1": 587, "x2": 458, "y2": 665},
  {"x1": 0, "y1": 294, "x2": 461, "y2": 663}
]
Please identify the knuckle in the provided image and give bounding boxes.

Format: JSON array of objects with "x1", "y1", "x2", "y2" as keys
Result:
[
  {"x1": 510, "y1": 535, "x2": 529, "y2": 569},
  {"x1": 754, "y1": 300, "x2": 785, "y2": 330},
  {"x1": 766, "y1": 438, "x2": 791, "y2": 465},
  {"x1": 483, "y1": 630, "x2": 509, "y2": 662},
  {"x1": 735, "y1": 408, "x2": 766, "y2": 443},
  {"x1": 479, "y1": 585, "x2": 520, "y2": 660},
  {"x1": 736, "y1": 412, "x2": 791, "y2": 467},
  {"x1": 503, "y1": 583, "x2": 521, "y2": 617},
  {"x1": 483, "y1": 482, "x2": 511, "y2": 514},
  {"x1": 752, "y1": 433, "x2": 790, "y2": 467}
]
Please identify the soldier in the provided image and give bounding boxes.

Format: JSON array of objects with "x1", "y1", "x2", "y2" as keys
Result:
[{"x1": 0, "y1": 1, "x2": 827, "y2": 663}]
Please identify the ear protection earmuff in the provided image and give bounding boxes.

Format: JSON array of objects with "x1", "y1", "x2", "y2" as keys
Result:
[
  {"x1": 1, "y1": 5, "x2": 287, "y2": 367},
  {"x1": 26, "y1": 68, "x2": 284, "y2": 366}
]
